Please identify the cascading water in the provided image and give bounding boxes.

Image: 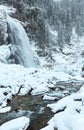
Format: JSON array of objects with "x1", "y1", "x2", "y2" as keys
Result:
[{"x1": 6, "y1": 14, "x2": 39, "y2": 67}]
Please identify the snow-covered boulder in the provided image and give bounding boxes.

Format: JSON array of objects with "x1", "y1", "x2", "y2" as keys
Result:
[
  {"x1": 0, "y1": 116, "x2": 30, "y2": 130},
  {"x1": 41, "y1": 85, "x2": 84, "y2": 130},
  {"x1": 0, "y1": 106, "x2": 11, "y2": 113}
]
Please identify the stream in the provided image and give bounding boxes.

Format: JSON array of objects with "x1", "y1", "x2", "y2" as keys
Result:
[{"x1": 0, "y1": 80, "x2": 83, "y2": 130}]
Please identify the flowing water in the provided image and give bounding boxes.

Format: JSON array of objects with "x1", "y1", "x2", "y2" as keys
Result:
[
  {"x1": 0, "y1": 81, "x2": 83, "y2": 130},
  {"x1": 7, "y1": 15, "x2": 39, "y2": 67}
]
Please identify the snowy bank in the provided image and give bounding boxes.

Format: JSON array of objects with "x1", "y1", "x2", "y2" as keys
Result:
[
  {"x1": 0, "y1": 61, "x2": 74, "y2": 108},
  {"x1": 41, "y1": 85, "x2": 84, "y2": 130}
]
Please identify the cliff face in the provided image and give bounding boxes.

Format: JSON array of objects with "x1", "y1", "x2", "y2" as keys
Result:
[{"x1": 0, "y1": 9, "x2": 7, "y2": 45}]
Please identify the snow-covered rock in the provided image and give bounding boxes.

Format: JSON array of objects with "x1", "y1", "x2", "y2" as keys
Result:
[
  {"x1": 0, "y1": 106, "x2": 11, "y2": 113},
  {"x1": 0, "y1": 116, "x2": 30, "y2": 130},
  {"x1": 43, "y1": 94, "x2": 58, "y2": 101},
  {"x1": 41, "y1": 86, "x2": 84, "y2": 130}
]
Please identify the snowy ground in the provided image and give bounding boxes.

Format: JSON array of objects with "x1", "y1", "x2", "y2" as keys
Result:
[
  {"x1": 0, "y1": 49, "x2": 83, "y2": 110},
  {"x1": 0, "y1": 61, "x2": 74, "y2": 109}
]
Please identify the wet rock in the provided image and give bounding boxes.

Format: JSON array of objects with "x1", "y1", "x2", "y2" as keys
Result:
[
  {"x1": 3, "y1": 92, "x2": 8, "y2": 96},
  {"x1": 7, "y1": 99, "x2": 11, "y2": 104},
  {"x1": 58, "y1": 86, "x2": 65, "y2": 91},
  {"x1": 54, "y1": 128, "x2": 58, "y2": 130},
  {"x1": 0, "y1": 9, "x2": 7, "y2": 45},
  {"x1": 63, "y1": 90, "x2": 70, "y2": 96}
]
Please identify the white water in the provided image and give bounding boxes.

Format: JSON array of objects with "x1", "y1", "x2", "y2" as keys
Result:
[{"x1": 7, "y1": 15, "x2": 39, "y2": 67}]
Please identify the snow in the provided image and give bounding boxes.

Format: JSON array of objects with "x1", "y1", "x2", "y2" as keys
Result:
[
  {"x1": 0, "y1": 5, "x2": 16, "y2": 14},
  {"x1": 0, "y1": 45, "x2": 11, "y2": 63},
  {"x1": 48, "y1": 27, "x2": 58, "y2": 46},
  {"x1": 0, "y1": 106, "x2": 11, "y2": 113},
  {"x1": 0, "y1": 116, "x2": 30, "y2": 130},
  {"x1": 43, "y1": 94, "x2": 57, "y2": 100},
  {"x1": 0, "y1": 61, "x2": 74, "y2": 109},
  {"x1": 0, "y1": 59, "x2": 82, "y2": 129},
  {"x1": 51, "y1": 29, "x2": 84, "y2": 79},
  {"x1": 0, "y1": 26, "x2": 83, "y2": 110},
  {"x1": 0, "y1": 5, "x2": 16, "y2": 43},
  {"x1": 41, "y1": 86, "x2": 84, "y2": 130},
  {"x1": 0, "y1": 4, "x2": 84, "y2": 130}
]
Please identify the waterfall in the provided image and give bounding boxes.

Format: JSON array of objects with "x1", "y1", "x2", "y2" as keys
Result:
[{"x1": 6, "y1": 15, "x2": 39, "y2": 67}]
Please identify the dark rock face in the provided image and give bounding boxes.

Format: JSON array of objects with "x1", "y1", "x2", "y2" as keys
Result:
[
  {"x1": 0, "y1": 10, "x2": 7, "y2": 45},
  {"x1": 82, "y1": 66, "x2": 84, "y2": 78},
  {"x1": 0, "y1": 29, "x2": 3, "y2": 44}
]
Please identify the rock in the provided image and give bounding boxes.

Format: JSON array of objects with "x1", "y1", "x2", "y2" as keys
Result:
[
  {"x1": 3, "y1": 92, "x2": 8, "y2": 96},
  {"x1": 0, "y1": 8, "x2": 7, "y2": 44}
]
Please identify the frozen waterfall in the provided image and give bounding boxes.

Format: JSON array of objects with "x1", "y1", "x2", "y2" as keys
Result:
[{"x1": 6, "y1": 15, "x2": 39, "y2": 67}]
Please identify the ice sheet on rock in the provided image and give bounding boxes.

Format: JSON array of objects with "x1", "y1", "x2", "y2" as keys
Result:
[
  {"x1": 0, "y1": 116, "x2": 30, "y2": 130},
  {"x1": 0, "y1": 45, "x2": 11, "y2": 63}
]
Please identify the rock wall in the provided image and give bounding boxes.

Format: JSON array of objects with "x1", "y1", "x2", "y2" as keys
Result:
[{"x1": 0, "y1": 9, "x2": 7, "y2": 45}]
